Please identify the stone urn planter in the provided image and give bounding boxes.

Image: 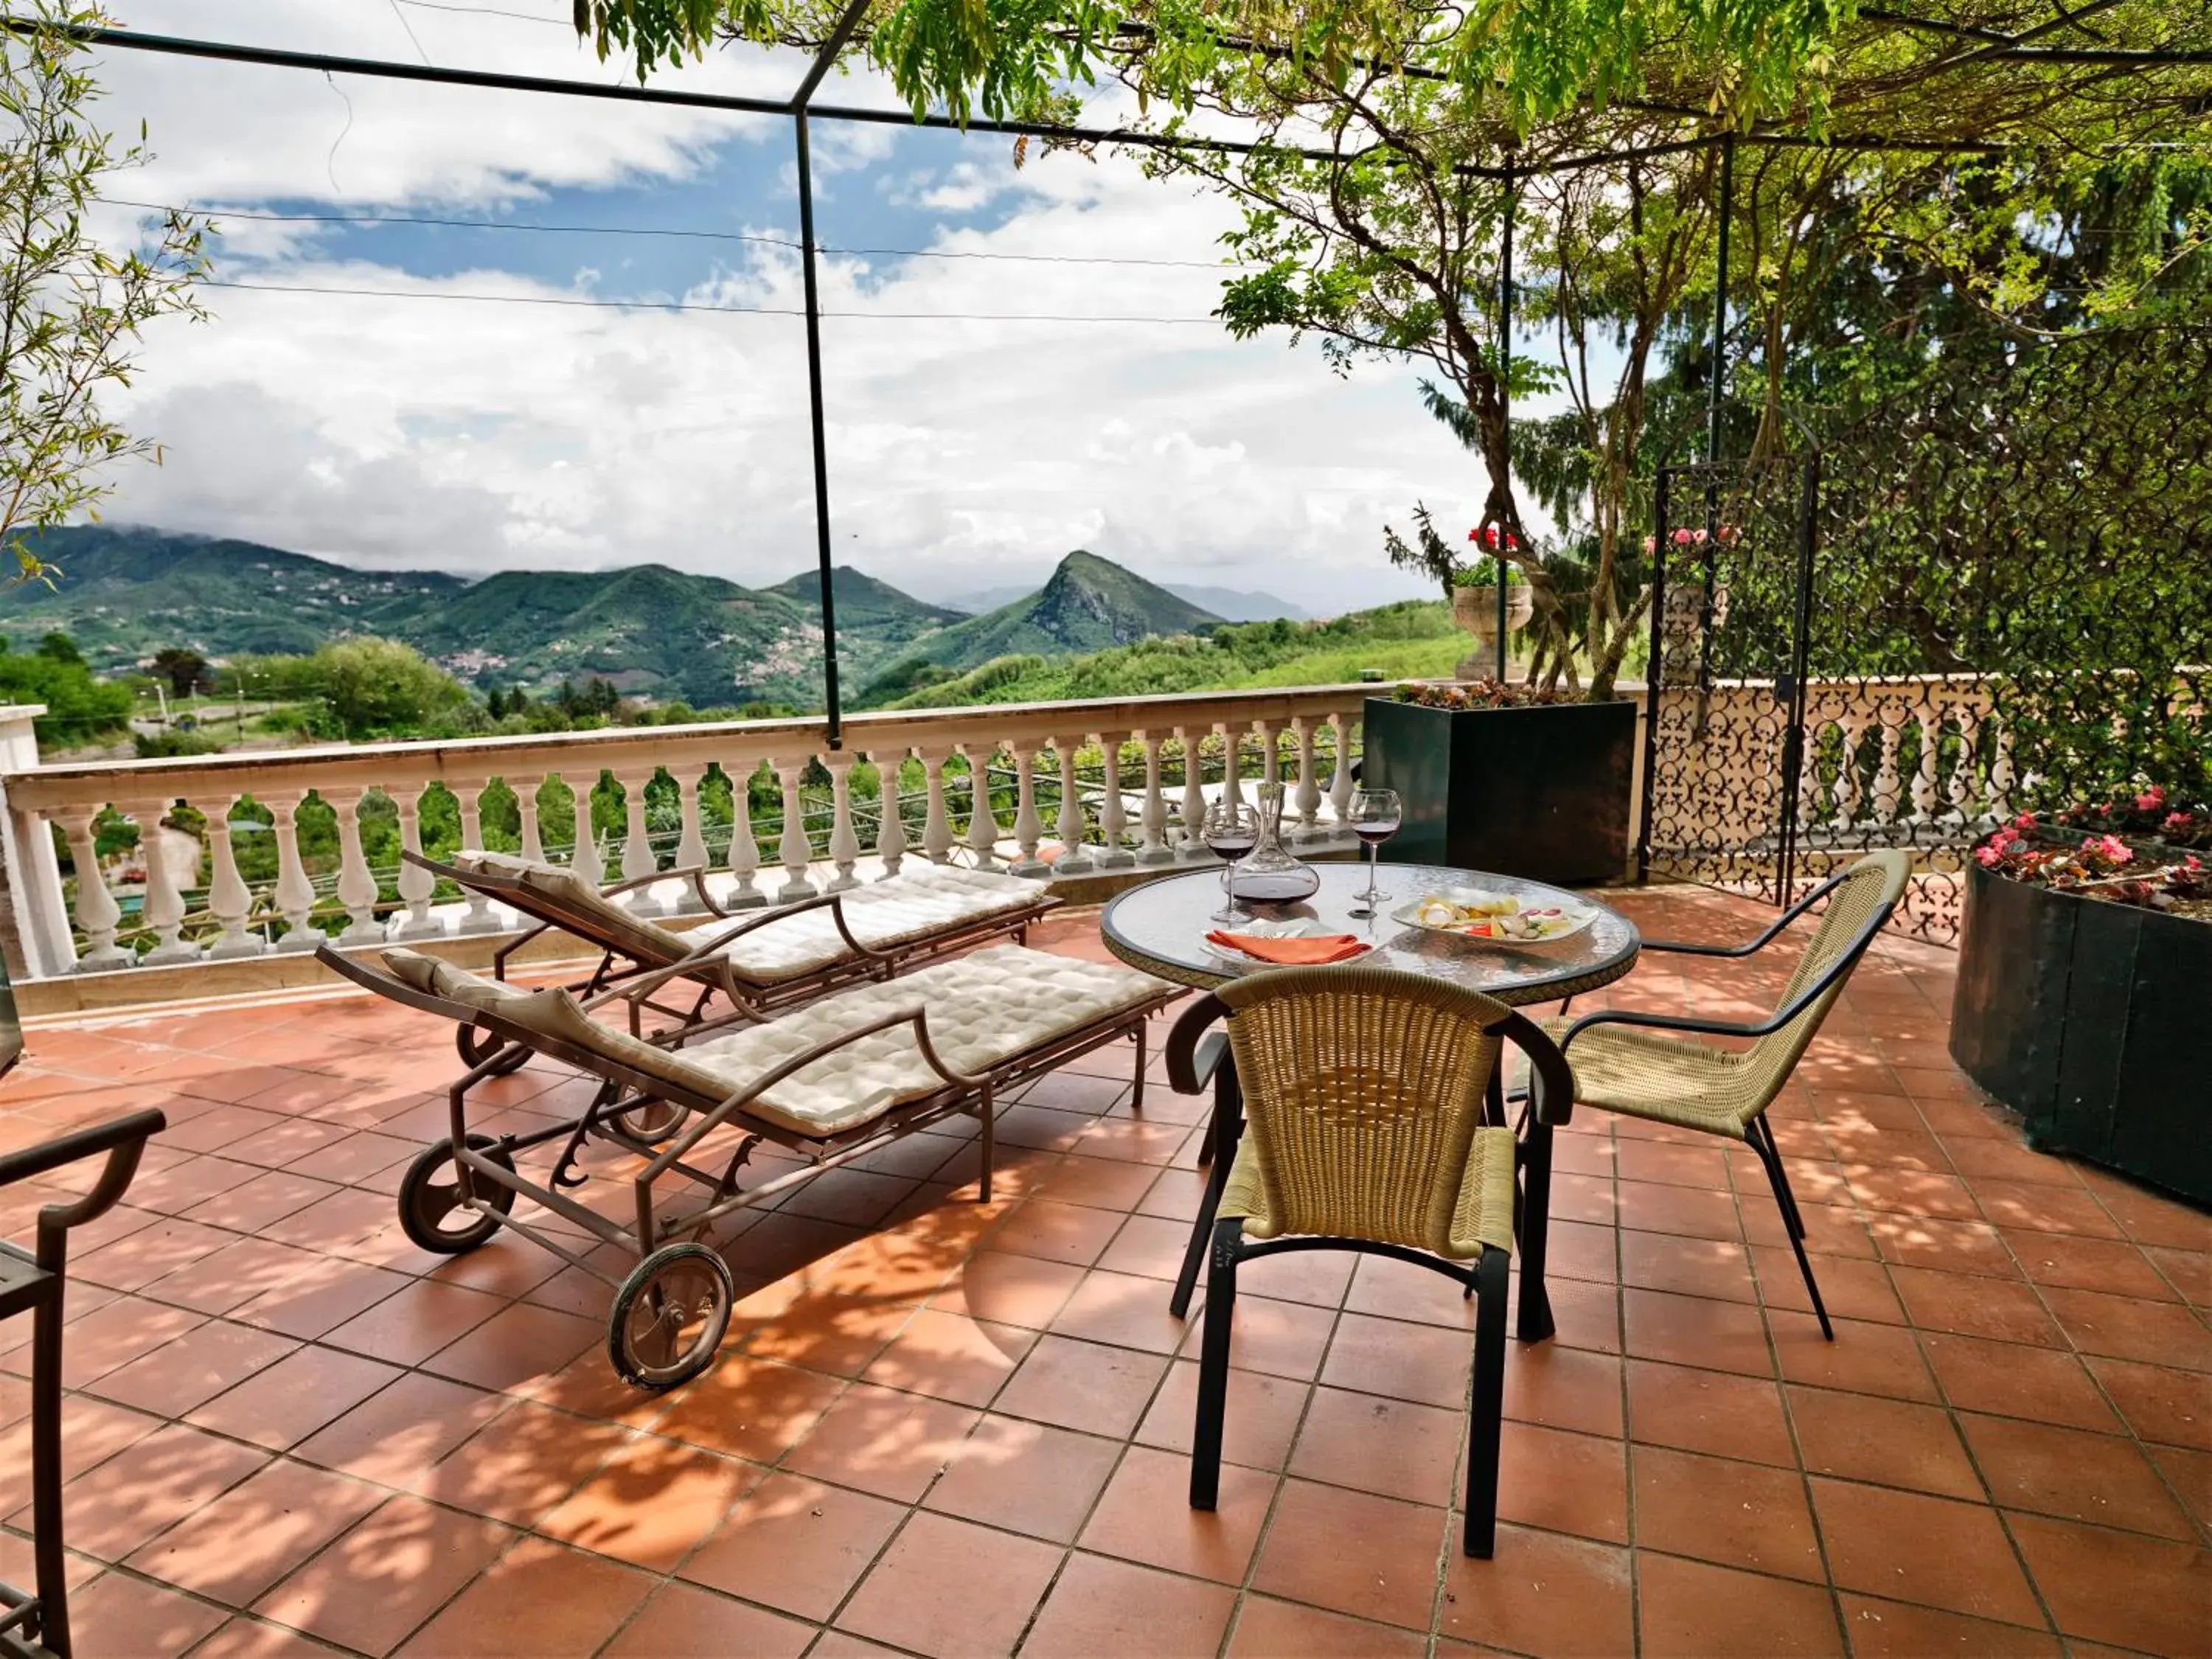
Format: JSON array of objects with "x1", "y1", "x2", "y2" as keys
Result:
[
  {"x1": 1950, "y1": 859, "x2": 2211, "y2": 1206},
  {"x1": 1452, "y1": 585, "x2": 1535, "y2": 680},
  {"x1": 1362, "y1": 692, "x2": 1638, "y2": 886}
]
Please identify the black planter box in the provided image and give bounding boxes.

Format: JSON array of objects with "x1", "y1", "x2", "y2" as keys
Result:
[
  {"x1": 1361, "y1": 695, "x2": 1637, "y2": 886},
  {"x1": 1951, "y1": 860, "x2": 2211, "y2": 1206}
]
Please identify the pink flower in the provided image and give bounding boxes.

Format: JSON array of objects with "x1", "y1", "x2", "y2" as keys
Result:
[
  {"x1": 2164, "y1": 811, "x2": 2194, "y2": 834},
  {"x1": 1642, "y1": 534, "x2": 1657, "y2": 554},
  {"x1": 2013, "y1": 813, "x2": 2037, "y2": 831},
  {"x1": 2091, "y1": 835, "x2": 2132, "y2": 863},
  {"x1": 1670, "y1": 527, "x2": 1699, "y2": 546},
  {"x1": 2135, "y1": 785, "x2": 2166, "y2": 813},
  {"x1": 1975, "y1": 846, "x2": 2003, "y2": 868}
]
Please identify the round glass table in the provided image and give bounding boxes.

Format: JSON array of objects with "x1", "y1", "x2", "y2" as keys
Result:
[{"x1": 1099, "y1": 861, "x2": 1642, "y2": 1006}]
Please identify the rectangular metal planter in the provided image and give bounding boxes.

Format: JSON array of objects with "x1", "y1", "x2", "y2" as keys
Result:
[
  {"x1": 1951, "y1": 860, "x2": 2211, "y2": 1207},
  {"x1": 1360, "y1": 695, "x2": 1637, "y2": 886}
]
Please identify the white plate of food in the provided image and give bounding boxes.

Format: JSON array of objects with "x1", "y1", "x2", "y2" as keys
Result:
[
  {"x1": 1389, "y1": 888, "x2": 1597, "y2": 945},
  {"x1": 1201, "y1": 917, "x2": 1378, "y2": 970}
]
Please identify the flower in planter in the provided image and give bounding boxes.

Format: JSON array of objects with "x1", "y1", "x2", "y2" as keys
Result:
[
  {"x1": 1973, "y1": 799, "x2": 2209, "y2": 917},
  {"x1": 1391, "y1": 679, "x2": 1573, "y2": 711},
  {"x1": 1467, "y1": 526, "x2": 1521, "y2": 551}
]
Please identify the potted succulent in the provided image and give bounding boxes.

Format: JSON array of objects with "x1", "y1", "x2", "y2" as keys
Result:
[{"x1": 1950, "y1": 787, "x2": 2211, "y2": 1203}]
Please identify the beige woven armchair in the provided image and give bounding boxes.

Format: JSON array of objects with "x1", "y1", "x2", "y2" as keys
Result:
[
  {"x1": 1547, "y1": 850, "x2": 1911, "y2": 1337},
  {"x1": 1164, "y1": 967, "x2": 1576, "y2": 1559}
]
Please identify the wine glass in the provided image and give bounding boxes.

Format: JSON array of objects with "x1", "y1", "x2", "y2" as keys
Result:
[
  {"x1": 1202, "y1": 800, "x2": 1262, "y2": 923},
  {"x1": 1348, "y1": 787, "x2": 1402, "y2": 912}
]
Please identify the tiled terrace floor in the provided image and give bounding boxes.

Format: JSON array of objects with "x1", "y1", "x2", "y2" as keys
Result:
[{"x1": 1, "y1": 887, "x2": 2207, "y2": 1659}]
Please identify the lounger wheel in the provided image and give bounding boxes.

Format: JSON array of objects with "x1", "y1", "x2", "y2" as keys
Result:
[
  {"x1": 611, "y1": 1100, "x2": 689, "y2": 1145},
  {"x1": 608, "y1": 1242, "x2": 734, "y2": 1391},
  {"x1": 456, "y1": 1024, "x2": 529, "y2": 1077},
  {"x1": 398, "y1": 1134, "x2": 518, "y2": 1253}
]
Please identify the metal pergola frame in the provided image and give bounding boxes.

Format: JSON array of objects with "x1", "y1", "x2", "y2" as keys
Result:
[{"x1": 7, "y1": 11, "x2": 2199, "y2": 739}]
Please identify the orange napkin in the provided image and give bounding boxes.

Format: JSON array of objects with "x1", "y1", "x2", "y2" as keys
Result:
[{"x1": 1206, "y1": 930, "x2": 1368, "y2": 965}]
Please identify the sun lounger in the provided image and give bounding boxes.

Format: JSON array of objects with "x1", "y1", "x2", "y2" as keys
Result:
[
  {"x1": 406, "y1": 849, "x2": 1058, "y2": 1067},
  {"x1": 319, "y1": 939, "x2": 1175, "y2": 1389}
]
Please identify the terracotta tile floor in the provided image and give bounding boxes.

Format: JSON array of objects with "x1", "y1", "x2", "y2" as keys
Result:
[{"x1": 4, "y1": 887, "x2": 2208, "y2": 1658}]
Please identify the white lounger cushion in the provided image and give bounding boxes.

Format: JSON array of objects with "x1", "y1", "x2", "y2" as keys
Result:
[
  {"x1": 385, "y1": 943, "x2": 1168, "y2": 1140},
  {"x1": 448, "y1": 850, "x2": 1042, "y2": 984},
  {"x1": 675, "y1": 866, "x2": 1044, "y2": 984}
]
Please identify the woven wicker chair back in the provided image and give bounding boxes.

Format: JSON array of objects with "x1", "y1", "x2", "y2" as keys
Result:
[
  {"x1": 1739, "y1": 849, "x2": 1913, "y2": 1107},
  {"x1": 1214, "y1": 967, "x2": 1513, "y2": 1253}
]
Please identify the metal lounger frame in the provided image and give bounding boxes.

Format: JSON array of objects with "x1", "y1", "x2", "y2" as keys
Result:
[{"x1": 318, "y1": 942, "x2": 1170, "y2": 1292}]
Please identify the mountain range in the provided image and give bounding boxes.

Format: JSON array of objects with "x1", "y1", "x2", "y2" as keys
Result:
[{"x1": 3, "y1": 526, "x2": 1223, "y2": 710}]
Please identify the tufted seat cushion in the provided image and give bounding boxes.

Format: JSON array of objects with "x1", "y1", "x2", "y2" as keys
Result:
[
  {"x1": 448, "y1": 851, "x2": 1043, "y2": 984},
  {"x1": 384, "y1": 943, "x2": 1167, "y2": 1141},
  {"x1": 676, "y1": 866, "x2": 1047, "y2": 984}
]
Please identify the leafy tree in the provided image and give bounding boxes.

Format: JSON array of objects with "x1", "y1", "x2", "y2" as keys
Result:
[
  {"x1": 303, "y1": 638, "x2": 470, "y2": 740},
  {"x1": 0, "y1": 629, "x2": 128, "y2": 742},
  {"x1": 1, "y1": 3, "x2": 207, "y2": 585},
  {"x1": 150, "y1": 645, "x2": 209, "y2": 698}
]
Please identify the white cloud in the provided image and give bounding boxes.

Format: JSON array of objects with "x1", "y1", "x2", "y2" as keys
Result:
[{"x1": 83, "y1": 0, "x2": 1490, "y2": 613}]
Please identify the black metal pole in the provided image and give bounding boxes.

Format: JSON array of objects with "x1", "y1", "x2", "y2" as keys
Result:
[
  {"x1": 1706, "y1": 135, "x2": 1735, "y2": 465},
  {"x1": 1777, "y1": 452, "x2": 1822, "y2": 902},
  {"x1": 1496, "y1": 153, "x2": 1514, "y2": 684},
  {"x1": 787, "y1": 0, "x2": 874, "y2": 749},
  {"x1": 1638, "y1": 469, "x2": 1671, "y2": 884},
  {"x1": 793, "y1": 110, "x2": 841, "y2": 747}
]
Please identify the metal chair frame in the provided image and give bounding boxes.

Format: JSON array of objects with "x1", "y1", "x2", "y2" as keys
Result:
[
  {"x1": 1164, "y1": 983, "x2": 1576, "y2": 1559},
  {"x1": 0, "y1": 1109, "x2": 167, "y2": 1659}
]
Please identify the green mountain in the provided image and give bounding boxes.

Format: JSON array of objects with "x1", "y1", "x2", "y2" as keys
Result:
[
  {"x1": 4, "y1": 526, "x2": 466, "y2": 660},
  {"x1": 861, "y1": 551, "x2": 1223, "y2": 703},
  {"x1": 2, "y1": 528, "x2": 956, "y2": 709}
]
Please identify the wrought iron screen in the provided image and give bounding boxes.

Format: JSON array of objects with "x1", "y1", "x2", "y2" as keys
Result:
[{"x1": 1641, "y1": 327, "x2": 2211, "y2": 945}]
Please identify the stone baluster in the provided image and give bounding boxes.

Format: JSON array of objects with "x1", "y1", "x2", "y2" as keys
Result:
[
  {"x1": 1329, "y1": 709, "x2": 1358, "y2": 834},
  {"x1": 271, "y1": 795, "x2": 322, "y2": 953},
  {"x1": 328, "y1": 790, "x2": 384, "y2": 945},
  {"x1": 388, "y1": 788, "x2": 442, "y2": 940},
  {"x1": 725, "y1": 761, "x2": 765, "y2": 908},
  {"x1": 204, "y1": 801, "x2": 265, "y2": 960},
  {"x1": 1135, "y1": 731, "x2": 1175, "y2": 866},
  {"x1": 454, "y1": 785, "x2": 501, "y2": 934},
  {"x1": 1094, "y1": 732, "x2": 1132, "y2": 869},
  {"x1": 1175, "y1": 726, "x2": 1208, "y2": 861},
  {"x1": 1008, "y1": 742, "x2": 1047, "y2": 877},
  {"x1": 672, "y1": 770, "x2": 710, "y2": 913},
  {"x1": 570, "y1": 773, "x2": 600, "y2": 883},
  {"x1": 773, "y1": 757, "x2": 815, "y2": 902},
  {"x1": 1944, "y1": 714, "x2": 1978, "y2": 825},
  {"x1": 1829, "y1": 720, "x2": 1863, "y2": 834},
  {"x1": 1907, "y1": 711, "x2": 1941, "y2": 826},
  {"x1": 961, "y1": 741, "x2": 1004, "y2": 869},
  {"x1": 616, "y1": 771, "x2": 662, "y2": 915},
  {"x1": 872, "y1": 748, "x2": 908, "y2": 880},
  {"x1": 1253, "y1": 717, "x2": 1284, "y2": 798},
  {"x1": 1051, "y1": 737, "x2": 1093, "y2": 875},
  {"x1": 1870, "y1": 716, "x2": 1904, "y2": 828},
  {"x1": 63, "y1": 810, "x2": 131, "y2": 972},
  {"x1": 1220, "y1": 723, "x2": 1247, "y2": 812},
  {"x1": 825, "y1": 753, "x2": 862, "y2": 890},
  {"x1": 517, "y1": 778, "x2": 546, "y2": 863},
  {"x1": 1290, "y1": 715, "x2": 1324, "y2": 845},
  {"x1": 125, "y1": 797, "x2": 202, "y2": 966},
  {"x1": 918, "y1": 747, "x2": 956, "y2": 866}
]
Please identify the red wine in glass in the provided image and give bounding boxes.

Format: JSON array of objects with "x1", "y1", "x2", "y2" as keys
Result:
[
  {"x1": 1348, "y1": 788, "x2": 1401, "y2": 910},
  {"x1": 1203, "y1": 802, "x2": 1261, "y2": 922}
]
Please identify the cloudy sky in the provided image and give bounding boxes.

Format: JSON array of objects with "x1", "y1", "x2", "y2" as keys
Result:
[{"x1": 86, "y1": 1, "x2": 1498, "y2": 612}]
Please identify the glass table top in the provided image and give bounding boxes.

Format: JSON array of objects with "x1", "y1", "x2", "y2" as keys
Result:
[{"x1": 1099, "y1": 861, "x2": 1642, "y2": 1005}]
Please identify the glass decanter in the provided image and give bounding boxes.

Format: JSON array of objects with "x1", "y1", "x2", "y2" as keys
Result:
[{"x1": 1222, "y1": 781, "x2": 1322, "y2": 903}]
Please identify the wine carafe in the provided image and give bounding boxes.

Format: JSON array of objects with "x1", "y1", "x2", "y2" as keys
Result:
[{"x1": 1225, "y1": 782, "x2": 1323, "y2": 903}]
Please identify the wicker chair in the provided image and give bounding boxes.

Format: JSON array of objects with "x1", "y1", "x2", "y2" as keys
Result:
[
  {"x1": 1546, "y1": 850, "x2": 1911, "y2": 1338},
  {"x1": 1164, "y1": 967, "x2": 1576, "y2": 1559}
]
